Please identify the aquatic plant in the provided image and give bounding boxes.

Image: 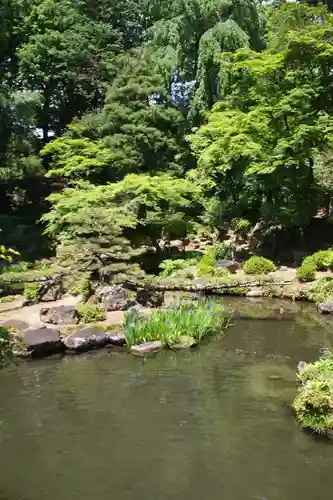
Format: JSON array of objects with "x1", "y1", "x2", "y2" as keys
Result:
[
  {"x1": 293, "y1": 351, "x2": 333, "y2": 434},
  {"x1": 124, "y1": 301, "x2": 227, "y2": 346},
  {"x1": 243, "y1": 256, "x2": 276, "y2": 275}
]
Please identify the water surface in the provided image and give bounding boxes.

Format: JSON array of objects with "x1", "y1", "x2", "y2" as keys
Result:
[{"x1": 1, "y1": 299, "x2": 333, "y2": 500}]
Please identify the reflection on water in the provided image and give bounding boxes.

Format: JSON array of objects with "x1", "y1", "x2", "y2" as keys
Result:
[{"x1": 0, "y1": 299, "x2": 333, "y2": 500}]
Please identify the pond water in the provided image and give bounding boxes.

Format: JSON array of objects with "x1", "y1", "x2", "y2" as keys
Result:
[{"x1": 1, "y1": 298, "x2": 333, "y2": 500}]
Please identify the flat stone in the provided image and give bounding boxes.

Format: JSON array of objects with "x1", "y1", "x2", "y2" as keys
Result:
[
  {"x1": 107, "y1": 330, "x2": 126, "y2": 347},
  {"x1": 40, "y1": 305, "x2": 79, "y2": 325},
  {"x1": 170, "y1": 335, "x2": 197, "y2": 350},
  {"x1": 318, "y1": 300, "x2": 333, "y2": 314},
  {"x1": 64, "y1": 327, "x2": 109, "y2": 352},
  {"x1": 130, "y1": 340, "x2": 163, "y2": 356},
  {"x1": 0, "y1": 319, "x2": 29, "y2": 331},
  {"x1": 215, "y1": 260, "x2": 241, "y2": 273},
  {"x1": 95, "y1": 285, "x2": 136, "y2": 312},
  {"x1": 246, "y1": 289, "x2": 266, "y2": 298},
  {"x1": 18, "y1": 327, "x2": 64, "y2": 357}
]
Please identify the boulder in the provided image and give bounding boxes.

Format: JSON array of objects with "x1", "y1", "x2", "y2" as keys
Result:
[
  {"x1": 317, "y1": 300, "x2": 333, "y2": 314},
  {"x1": 130, "y1": 340, "x2": 164, "y2": 356},
  {"x1": 136, "y1": 289, "x2": 164, "y2": 308},
  {"x1": 64, "y1": 327, "x2": 109, "y2": 352},
  {"x1": 40, "y1": 305, "x2": 79, "y2": 325},
  {"x1": 95, "y1": 285, "x2": 136, "y2": 312},
  {"x1": 17, "y1": 326, "x2": 64, "y2": 357},
  {"x1": 38, "y1": 280, "x2": 64, "y2": 302},
  {"x1": 170, "y1": 335, "x2": 197, "y2": 350},
  {"x1": 107, "y1": 329, "x2": 126, "y2": 347},
  {"x1": 246, "y1": 289, "x2": 266, "y2": 298},
  {"x1": 215, "y1": 260, "x2": 241, "y2": 273},
  {"x1": 0, "y1": 319, "x2": 29, "y2": 331}
]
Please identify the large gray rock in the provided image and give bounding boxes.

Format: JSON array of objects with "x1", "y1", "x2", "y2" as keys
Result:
[
  {"x1": 215, "y1": 260, "x2": 241, "y2": 273},
  {"x1": 95, "y1": 285, "x2": 136, "y2": 312},
  {"x1": 0, "y1": 319, "x2": 29, "y2": 331},
  {"x1": 40, "y1": 305, "x2": 79, "y2": 325},
  {"x1": 318, "y1": 300, "x2": 333, "y2": 314},
  {"x1": 136, "y1": 289, "x2": 164, "y2": 308},
  {"x1": 64, "y1": 327, "x2": 109, "y2": 352},
  {"x1": 130, "y1": 340, "x2": 163, "y2": 356},
  {"x1": 18, "y1": 326, "x2": 64, "y2": 357},
  {"x1": 107, "y1": 329, "x2": 126, "y2": 347},
  {"x1": 38, "y1": 280, "x2": 64, "y2": 302}
]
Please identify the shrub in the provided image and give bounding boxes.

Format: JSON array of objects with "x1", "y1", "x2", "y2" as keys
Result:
[
  {"x1": 293, "y1": 352, "x2": 333, "y2": 434},
  {"x1": 69, "y1": 277, "x2": 91, "y2": 298},
  {"x1": 76, "y1": 304, "x2": 106, "y2": 323},
  {"x1": 196, "y1": 243, "x2": 231, "y2": 276},
  {"x1": 296, "y1": 259, "x2": 316, "y2": 283},
  {"x1": 311, "y1": 250, "x2": 333, "y2": 271},
  {"x1": 124, "y1": 301, "x2": 228, "y2": 346},
  {"x1": 23, "y1": 283, "x2": 41, "y2": 301},
  {"x1": 310, "y1": 276, "x2": 333, "y2": 302},
  {"x1": 243, "y1": 256, "x2": 276, "y2": 275},
  {"x1": 159, "y1": 258, "x2": 199, "y2": 278},
  {"x1": 230, "y1": 218, "x2": 251, "y2": 233}
]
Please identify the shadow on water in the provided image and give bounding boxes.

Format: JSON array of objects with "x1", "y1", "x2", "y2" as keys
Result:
[{"x1": 0, "y1": 298, "x2": 333, "y2": 500}]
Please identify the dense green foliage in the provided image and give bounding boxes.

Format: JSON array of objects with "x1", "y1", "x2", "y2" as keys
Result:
[
  {"x1": 310, "y1": 277, "x2": 333, "y2": 303},
  {"x1": 3, "y1": 2, "x2": 333, "y2": 281},
  {"x1": 311, "y1": 250, "x2": 333, "y2": 271},
  {"x1": 124, "y1": 301, "x2": 226, "y2": 346},
  {"x1": 76, "y1": 304, "x2": 106, "y2": 323},
  {"x1": 243, "y1": 256, "x2": 276, "y2": 276},
  {"x1": 293, "y1": 352, "x2": 333, "y2": 433},
  {"x1": 296, "y1": 260, "x2": 317, "y2": 283},
  {"x1": 0, "y1": 327, "x2": 14, "y2": 367}
]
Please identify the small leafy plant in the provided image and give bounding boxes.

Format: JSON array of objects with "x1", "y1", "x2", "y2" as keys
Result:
[
  {"x1": 24, "y1": 282, "x2": 41, "y2": 301},
  {"x1": 310, "y1": 276, "x2": 333, "y2": 302},
  {"x1": 76, "y1": 304, "x2": 106, "y2": 323},
  {"x1": 124, "y1": 301, "x2": 228, "y2": 346},
  {"x1": 159, "y1": 258, "x2": 199, "y2": 278},
  {"x1": 311, "y1": 250, "x2": 333, "y2": 271},
  {"x1": 196, "y1": 243, "x2": 231, "y2": 276},
  {"x1": 293, "y1": 352, "x2": 333, "y2": 434},
  {"x1": 243, "y1": 256, "x2": 276, "y2": 275},
  {"x1": 0, "y1": 327, "x2": 14, "y2": 367}
]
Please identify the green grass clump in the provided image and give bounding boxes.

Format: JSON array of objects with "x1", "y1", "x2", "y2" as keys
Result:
[
  {"x1": 23, "y1": 282, "x2": 41, "y2": 301},
  {"x1": 310, "y1": 276, "x2": 333, "y2": 303},
  {"x1": 76, "y1": 304, "x2": 106, "y2": 323},
  {"x1": 159, "y1": 258, "x2": 199, "y2": 278},
  {"x1": 296, "y1": 257, "x2": 316, "y2": 283},
  {"x1": 293, "y1": 352, "x2": 333, "y2": 434},
  {"x1": 196, "y1": 243, "x2": 231, "y2": 277},
  {"x1": 124, "y1": 301, "x2": 228, "y2": 346},
  {"x1": 243, "y1": 256, "x2": 276, "y2": 275}
]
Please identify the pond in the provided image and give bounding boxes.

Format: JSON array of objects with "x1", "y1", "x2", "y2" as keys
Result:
[{"x1": 1, "y1": 298, "x2": 333, "y2": 500}]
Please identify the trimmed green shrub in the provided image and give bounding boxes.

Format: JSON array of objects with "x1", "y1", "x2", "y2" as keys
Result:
[
  {"x1": 310, "y1": 276, "x2": 333, "y2": 303},
  {"x1": 243, "y1": 256, "x2": 276, "y2": 275},
  {"x1": 124, "y1": 301, "x2": 228, "y2": 346},
  {"x1": 293, "y1": 352, "x2": 333, "y2": 434},
  {"x1": 296, "y1": 259, "x2": 316, "y2": 283},
  {"x1": 311, "y1": 250, "x2": 333, "y2": 271},
  {"x1": 76, "y1": 304, "x2": 106, "y2": 323}
]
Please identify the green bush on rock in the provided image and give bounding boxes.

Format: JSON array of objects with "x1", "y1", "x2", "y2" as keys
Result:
[
  {"x1": 196, "y1": 243, "x2": 231, "y2": 276},
  {"x1": 243, "y1": 256, "x2": 276, "y2": 275},
  {"x1": 23, "y1": 283, "x2": 41, "y2": 301},
  {"x1": 296, "y1": 258, "x2": 316, "y2": 283},
  {"x1": 124, "y1": 301, "x2": 227, "y2": 346},
  {"x1": 159, "y1": 258, "x2": 199, "y2": 278},
  {"x1": 293, "y1": 353, "x2": 333, "y2": 434}
]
